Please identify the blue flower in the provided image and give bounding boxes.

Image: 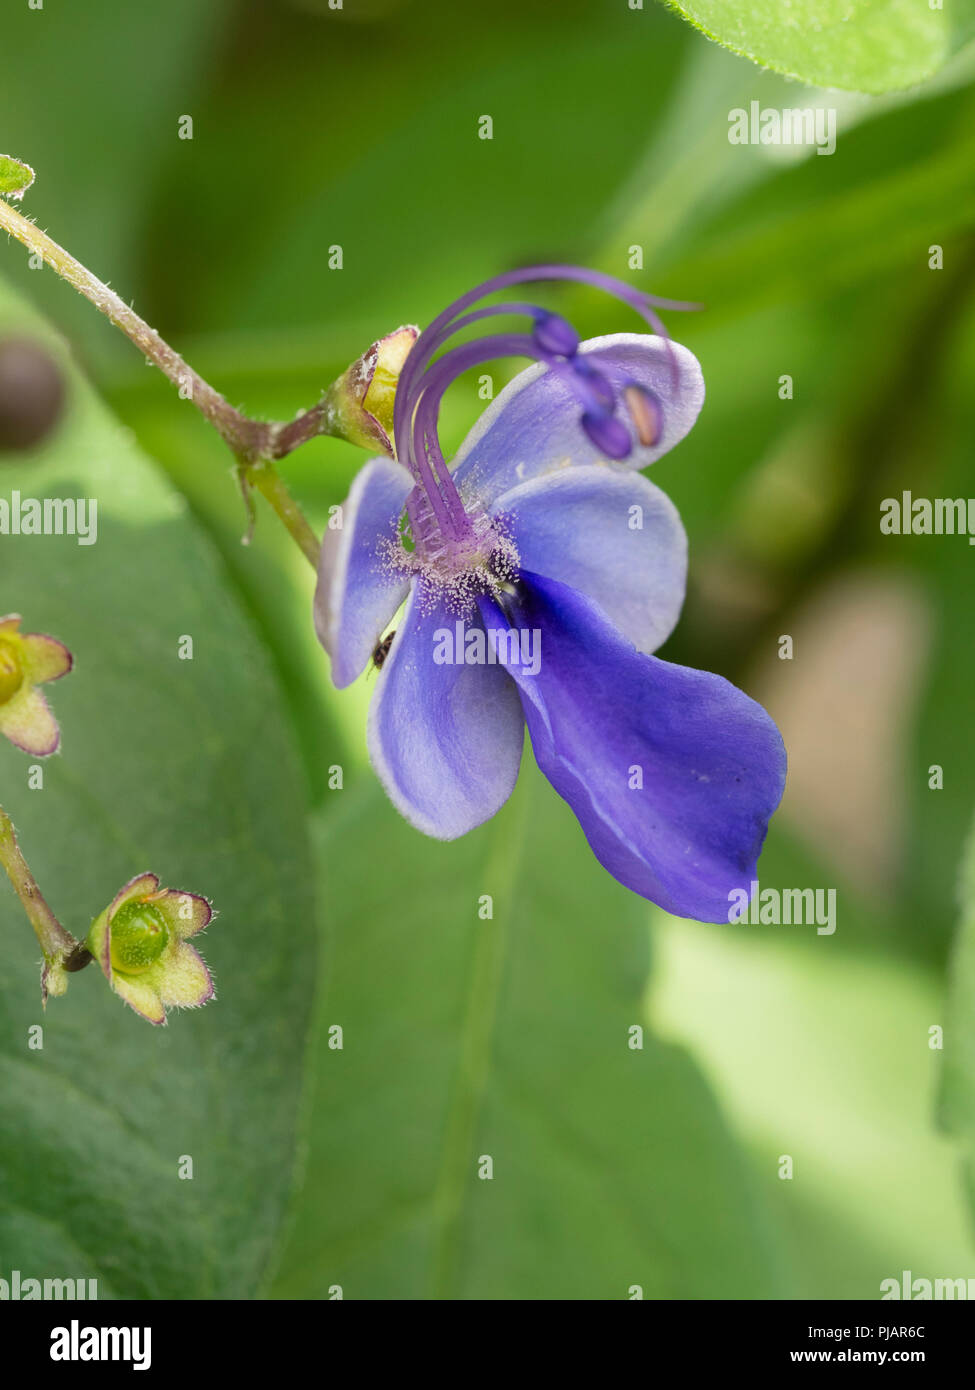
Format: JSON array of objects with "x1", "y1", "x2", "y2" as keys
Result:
[{"x1": 314, "y1": 266, "x2": 786, "y2": 922}]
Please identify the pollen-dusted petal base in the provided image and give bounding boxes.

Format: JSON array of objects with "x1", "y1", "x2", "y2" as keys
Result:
[
  {"x1": 367, "y1": 583, "x2": 525, "y2": 839},
  {"x1": 452, "y1": 333, "x2": 705, "y2": 504},
  {"x1": 314, "y1": 456, "x2": 413, "y2": 687},
  {"x1": 481, "y1": 572, "x2": 787, "y2": 922},
  {"x1": 0, "y1": 683, "x2": 60, "y2": 756},
  {"x1": 20, "y1": 633, "x2": 73, "y2": 683},
  {"x1": 490, "y1": 464, "x2": 687, "y2": 655}
]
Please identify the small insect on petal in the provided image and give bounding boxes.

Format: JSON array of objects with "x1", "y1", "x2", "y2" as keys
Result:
[
  {"x1": 623, "y1": 382, "x2": 664, "y2": 447},
  {"x1": 372, "y1": 630, "x2": 396, "y2": 671}
]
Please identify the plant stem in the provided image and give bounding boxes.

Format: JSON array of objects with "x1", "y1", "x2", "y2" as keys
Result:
[
  {"x1": 0, "y1": 804, "x2": 80, "y2": 964},
  {"x1": 0, "y1": 195, "x2": 322, "y2": 567},
  {"x1": 249, "y1": 462, "x2": 322, "y2": 567}
]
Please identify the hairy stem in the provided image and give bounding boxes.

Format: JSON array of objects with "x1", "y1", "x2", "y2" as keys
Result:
[
  {"x1": 0, "y1": 805, "x2": 82, "y2": 964},
  {"x1": 0, "y1": 195, "x2": 321, "y2": 566}
]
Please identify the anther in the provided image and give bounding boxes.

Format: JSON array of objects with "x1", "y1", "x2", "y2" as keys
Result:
[
  {"x1": 581, "y1": 410, "x2": 632, "y2": 460},
  {"x1": 623, "y1": 382, "x2": 664, "y2": 447}
]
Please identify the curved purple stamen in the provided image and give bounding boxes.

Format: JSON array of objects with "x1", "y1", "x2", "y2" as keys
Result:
[{"x1": 395, "y1": 264, "x2": 698, "y2": 557}]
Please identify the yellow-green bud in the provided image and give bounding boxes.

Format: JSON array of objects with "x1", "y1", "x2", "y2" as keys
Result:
[
  {"x1": 110, "y1": 901, "x2": 169, "y2": 975},
  {"x1": 322, "y1": 325, "x2": 418, "y2": 456},
  {"x1": 0, "y1": 638, "x2": 24, "y2": 705}
]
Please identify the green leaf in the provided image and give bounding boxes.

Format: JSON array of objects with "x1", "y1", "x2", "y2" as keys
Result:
[
  {"x1": 655, "y1": 829, "x2": 975, "y2": 1296},
  {"x1": 272, "y1": 772, "x2": 788, "y2": 1300},
  {"x1": 663, "y1": 0, "x2": 975, "y2": 93},
  {"x1": 0, "y1": 277, "x2": 316, "y2": 1298},
  {"x1": 0, "y1": 155, "x2": 34, "y2": 200},
  {"x1": 939, "y1": 810, "x2": 975, "y2": 1221}
]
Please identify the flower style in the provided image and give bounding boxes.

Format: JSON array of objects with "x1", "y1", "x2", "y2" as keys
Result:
[
  {"x1": 314, "y1": 266, "x2": 786, "y2": 922},
  {"x1": 86, "y1": 873, "x2": 215, "y2": 1025},
  {"x1": 0, "y1": 613, "x2": 72, "y2": 756}
]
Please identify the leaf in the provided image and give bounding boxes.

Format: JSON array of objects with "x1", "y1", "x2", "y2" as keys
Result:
[
  {"x1": 653, "y1": 829, "x2": 975, "y2": 1296},
  {"x1": 0, "y1": 0, "x2": 234, "y2": 345},
  {"x1": 939, "y1": 811, "x2": 975, "y2": 1222},
  {"x1": 0, "y1": 155, "x2": 34, "y2": 200},
  {"x1": 0, "y1": 277, "x2": 316, "y2": 1298},
  {"x1": 272, "y1": 771, "x2": 788, "y2": 1300},
  {"x1": 663, "y1": 0, "x2": 975, "y2": 94}
]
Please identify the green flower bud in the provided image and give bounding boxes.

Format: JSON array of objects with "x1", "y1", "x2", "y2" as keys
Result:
[
  {"x1": 109, "y1": 900, "x2": 170, "y2": 975},
  {"x1": 0, "y1": 637, "x2": 24, "y2": 705},
  {"x1": 321, "y1": 325, "x2": 418, "y2": 456}
]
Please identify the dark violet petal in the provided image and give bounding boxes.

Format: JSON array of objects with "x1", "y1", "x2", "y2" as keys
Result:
[
  {"x1": 491, "y1": 464, "x2": 687, "y2": 654},
  {"x1": 314, "y1": 457, "x2": 413, "y2": 688},
  {"x1": 367, "y1": 584, "x2": 525, "y2": 839},
  {"x1": 453, "y1": 332, "x2": 704, "y2": 505},
  {"x1": 480, "y1": 573, "x2": 786, "y2": 921}
]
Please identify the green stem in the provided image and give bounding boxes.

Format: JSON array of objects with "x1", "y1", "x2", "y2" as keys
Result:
[
  {"x1": 249, "y1": 463, "x2": 322, "y2": 568},
  {"x1": 0, "y1": 195, "x2": 321, "y2": 568},
  {"x1": 0, "y1": 804, "x2": 81, "y2": 964}
]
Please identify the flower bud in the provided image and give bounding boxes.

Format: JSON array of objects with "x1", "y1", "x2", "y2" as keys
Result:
[
  {"x1": 0, "y1": 338, "x2": 66, "y2": 453},
  {"x1": 321, "y1": 325, "x2": 418, "y2": 456}
]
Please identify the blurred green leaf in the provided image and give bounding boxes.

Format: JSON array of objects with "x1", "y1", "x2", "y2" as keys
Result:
[
  {"x1": 0, "y1": 277, "x2": 315, "y2": 1297},
  {"x1": 272, "y1": 771, "x2": 788, "y2": 1300},
  {"x1": 939, "y1": 809, "x2": 975, "y2": 1226},
  {"x1": 663, "y1": 0, "x2": 975, "y2": 93},
  {"x1": 652, "y1": 835, "x2": 975, "y2": 1297},
  {"x1": 0, "y1": 0, "x2": 233, "y2": 350}
]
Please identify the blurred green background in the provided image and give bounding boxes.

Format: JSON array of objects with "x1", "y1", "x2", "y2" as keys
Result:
[{"x1": 2, "y1": 0, "x2": 975, "y2": 1299}]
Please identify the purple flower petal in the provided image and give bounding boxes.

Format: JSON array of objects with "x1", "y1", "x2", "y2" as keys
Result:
[
  {"x1": 491, "y1": 464, "x2": 687, "y2": 654},
  {"x1": 480, "y1": 573, "x2": 786, "y2": 921},
  {"x1": 453, "y1": 333, "x2": 704, "y2": 504},
  {"x1": 314, "y1": 457, "x2": 413, "y2": 688},
  {"x1": 367, "y1": 583, "x2": 525, "y2": 838}
]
